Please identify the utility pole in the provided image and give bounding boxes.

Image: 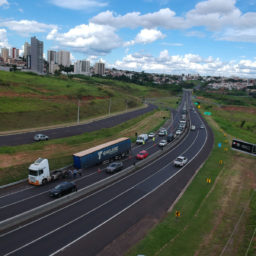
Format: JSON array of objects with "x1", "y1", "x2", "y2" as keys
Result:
[
  {"x1": 108, "y1": 98, "x2": 111, "y2": 115},
  {"x1": 77, "y1": 99, "x2": 80, "y2": 124}
]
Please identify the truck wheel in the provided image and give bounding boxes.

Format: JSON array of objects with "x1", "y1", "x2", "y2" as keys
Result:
[{"x1": 42, "y1": 179, "x2": 47, "y2": 185}]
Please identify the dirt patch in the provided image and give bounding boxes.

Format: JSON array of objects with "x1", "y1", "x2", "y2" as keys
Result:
[{"x1": 221, "y1": 105, "x2": 256, "y2": 114}]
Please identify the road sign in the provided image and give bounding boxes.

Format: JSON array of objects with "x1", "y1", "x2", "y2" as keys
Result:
[
  {"x1": 206, "y1": 178, "x2": 212, "y2": 184},
  {"x1": 204, "y1": 112, "x2": 212, "y2": 116},
  {"x1": 175, "y1": 211, "x2": 181, "y2": 217},
  {"x1": 232, "y1": 139, "x2": 256, "y2": 156},
  {"x1": 218, "y1": 142, "x2": 222, "y2": 148},
  {"x1": 219, "y1": 160, "x2": 223, "y2": 165}
]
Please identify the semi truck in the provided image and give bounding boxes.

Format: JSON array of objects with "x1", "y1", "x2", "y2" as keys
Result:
[
  {"x1": 73, "y1": 137, "x2": 131, "y2": 169},
  {"x1": 28, "y1": 158, "x2": 69, "y2": 185}
]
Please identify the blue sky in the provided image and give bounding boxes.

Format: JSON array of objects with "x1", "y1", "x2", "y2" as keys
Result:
[{"x1": 0, "y1": 0, "x2": 256, "y2": 77}]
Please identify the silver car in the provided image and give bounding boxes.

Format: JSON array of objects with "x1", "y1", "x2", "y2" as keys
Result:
[{"x1": 34, "y1": 134, "x2": 49, "y2": 141}]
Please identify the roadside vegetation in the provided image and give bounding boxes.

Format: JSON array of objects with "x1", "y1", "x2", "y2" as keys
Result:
[
  {"x1": 0, "y1": 109, "x2": 170, "y2": 185},
  {"x1": 0, "y1": 71, "x2": 171, "y2": 131},
  {"x1": 126, "y1": 94, "x2": 256, "y2": 256}
]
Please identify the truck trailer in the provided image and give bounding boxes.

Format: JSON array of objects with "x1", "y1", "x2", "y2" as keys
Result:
[{"x1": 73, "y1": 137, "x2": 131, "y2": 169}]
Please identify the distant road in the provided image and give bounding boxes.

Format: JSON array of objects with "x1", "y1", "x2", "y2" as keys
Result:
[{"x1": 0, "y1": 104, "x2": 157, "y2": 147}]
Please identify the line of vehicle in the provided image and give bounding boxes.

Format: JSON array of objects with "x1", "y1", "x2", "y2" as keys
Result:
[{"x1": 3, "y1": 125, "x2": 200, "y2": 256}]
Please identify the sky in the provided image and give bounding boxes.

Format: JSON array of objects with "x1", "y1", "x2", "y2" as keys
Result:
[{"x1": 0, "y1": 0, "x2": 256, "y2": 77}]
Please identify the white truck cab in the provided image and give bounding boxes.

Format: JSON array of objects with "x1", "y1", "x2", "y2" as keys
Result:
[
  {"x1": 28, "y1": 158, "x2": 51, "y2": 185},
  {"x1": 136, "y1": 134, "x2": 148, "y2": 144}
]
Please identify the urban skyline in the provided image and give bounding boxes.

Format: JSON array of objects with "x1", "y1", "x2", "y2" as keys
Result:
[{"x1": 0, "y1": 0, "x2": 256, "y2": 77}]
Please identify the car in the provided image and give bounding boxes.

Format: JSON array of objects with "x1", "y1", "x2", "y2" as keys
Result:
[
  {"x1": 158, "y1": 128, "x2": 167, "y2": 136},
  {"x1": 49, "y1": 181, "x2": 77, "y2": 197},
  {"x1": 159, "y1": 139, "x2": 167, "y2": 147},
  {"x1": 200, "y1": 124, "x2": 205, "y2": 129},
  {"x1": 106, "y1": 161, "x2": 123, "y2": 173},
  {"x1": 191, "y1": 125, "x2": 196, "y2": 131},
  {"x1": 167, "y1": 133, "x2": 174, "y2": 142},
  {"x1": 174, "y1": 156, "x2": 188, "y2": 167},
  {"x1": 148, "y1": 132, "x2": 155, "y2": 138},
  {"x1": 136, "y1": 150, "x2": 149, "y2": 160},
  {"x1": 34, "y1": 134, "x2": 49, "y2": 141},
  {"x1": 176, "y1": 129, "x2": 182, "y2": 135}
]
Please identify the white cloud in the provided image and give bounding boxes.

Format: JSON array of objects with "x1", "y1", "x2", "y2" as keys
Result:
[
  {"x1": 185, "y1": 30, "x2": 206, "y2": 38},
  {"x1": 112, "y1": 50, "x2": 256, "y2": 77},
  {"x1": 125, "y1": 28, "x2": 166, "y2": 46},
  {"x1": 50, "y1": 0, "x2": 107, "y2": 10},
  {"x1": 0, "y1": 0, "x2": 9, "y2": 8},
  {"x1": 91, "y1": 8, "x2": 187, "y2": 29},
  {"x1": 162, "y1": 42, "x2": 183, "y2": 47},
  {"x1": 0, "y1": 20, "x2": 57, "y2": 36},
  {"x1": 47, "y1": 23, "x2": 122, "y2": 56},
  {"x1": 0, "y1": 28, "x2": 9, "y2": 48}
]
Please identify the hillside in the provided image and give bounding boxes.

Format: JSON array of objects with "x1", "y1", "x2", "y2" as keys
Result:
[{"x1": 0, "y1": 71, "x2": 171, "y2": 131}]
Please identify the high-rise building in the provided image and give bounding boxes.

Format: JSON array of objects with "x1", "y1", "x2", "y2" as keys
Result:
[
  {"x1": 74, "y1": 60, "x2": 90, "y2": 75},
  {"x1": 94, "y1": 61, "x2": 105, "y2": 76},
  {"x1": 1, "y1": 48, "x2": 9, "y2": 62},
  {"x1": 47, "y1": 50, "x2": 57, "y2": 64},
  {"x1": 24, "y1": 42, "x2": 31, "y2": 59},
  {"x1": 56, "y1": 50, "x2": 70, "y2": 67},
  {"x1": 10, "y1": 47, "x2": 19, "y2": 59},
  {"x1": 31, "y1": 36, "x2": 43, "y2": 73}
]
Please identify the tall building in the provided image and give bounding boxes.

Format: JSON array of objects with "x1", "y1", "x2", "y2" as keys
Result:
[
  {"x1": 31, "y1": 36, "x2": 44, "y2": 73},
  {"x1": 94, "y1": 61, "x2": 105, "y2": 76},
  {"x1": 1, "y1": 48, "x2": 9, "y2": 62},
  {"x1": 24, "y1": 42, "x2": 31, "y2": 59},
  {"x1": 74, "y1": 60, "x2": 90, "y2": 75},
  {"x1": 47, "y1": 50, "x2": 57, "y2": 64},
  {"x1": 56, "y1": 50, "x2": 70, "y2": 67},
  {"x1": 10, "y1": 47, "x2": 19, "y2": 59}
]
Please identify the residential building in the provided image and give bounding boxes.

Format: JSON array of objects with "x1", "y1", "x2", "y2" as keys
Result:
[
  {"x1": 47, "y1": 50, "x2": 57, "y2": 64},
  {"x1": 49, "y1": 61, "x2": 60, "y2": 74},
  {"x1": 74, "y1": 60, "x2": 90, "y2": 75},
  {"x1": 10, "y1": 47, "x2": 19, "y2": 59},
  {"x1": 24, "y1": 42, "x2": 31, "y2": 59},
  {"x1": 56, "y1": 50, "x2": 70, "y2": 67},
  {"x1": 94, "y1": 61, "x2": 105, "y2": 76},
  {"x1": 1, "y1": 48, "x2": 9, "y2": 62},
  {"x1": 31, "y1": 36, "x2": 44, "y2": 73}
]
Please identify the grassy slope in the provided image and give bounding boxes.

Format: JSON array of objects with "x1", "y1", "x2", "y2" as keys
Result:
[
  {"x1": 126, "y1": 96, "x2": 256, "y2": 256},
  {"x1": 0, "y1": 71, "x2": 169, "y2": 131}
]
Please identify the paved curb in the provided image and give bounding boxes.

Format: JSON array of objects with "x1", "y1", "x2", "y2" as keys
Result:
[{"x1": 0, "y1": 118, "x2": 189, "y2": 232}]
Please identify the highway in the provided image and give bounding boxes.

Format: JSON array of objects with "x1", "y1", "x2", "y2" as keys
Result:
[
  {"x1": 0, "y1": 104, "x2": 157, "y2": 146},
  {"x1": 0, "y1": 91, "x2": 214, "y2": 256}
]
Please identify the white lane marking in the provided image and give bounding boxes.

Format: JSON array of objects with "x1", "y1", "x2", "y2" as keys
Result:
[
  {"x1": 0, "y1": 187, "x2": 32, "y2": 200},
  {"x1": 0, "y1": 98, "x2": 190, "y2": 235},
  {"x1": 50, "y1": 117, "x2": 208, "y2": 256},
  {"x1": 0, "y1": 171, "x2": 98, "y2": 209},
  {"x1": 3, "y1": 125, "x2": 201, "y2": 256}
]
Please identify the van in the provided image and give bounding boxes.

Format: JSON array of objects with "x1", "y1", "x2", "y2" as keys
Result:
[
  {"x1": 136, "y1": 134, "x2": 148, "y2": 144},
  {"x1": 167, "y1": 133, "x2": 174, "y2": 142}
]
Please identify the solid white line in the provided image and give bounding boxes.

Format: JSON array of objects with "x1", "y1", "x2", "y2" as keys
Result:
[{"x1": 3, "y1": 123, "x2": 201, "y2": 256}]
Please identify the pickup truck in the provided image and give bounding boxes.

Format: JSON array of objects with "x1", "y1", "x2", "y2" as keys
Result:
[{"x1": 174, "y1": 156, "x2": 188, "y2": 167}]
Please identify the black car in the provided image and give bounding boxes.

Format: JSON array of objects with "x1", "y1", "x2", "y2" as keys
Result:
[
  {"x1": 106, "y1": 161, "x2": 123, "y2": 173},
  {"x1": 49, "y1": 181, "x2": 77, "y2": 197},
  {"x1": 167, "y1": 133, "x2": 174, "y2": 142}
]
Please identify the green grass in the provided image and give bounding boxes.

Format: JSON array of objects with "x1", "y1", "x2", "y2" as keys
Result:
[{"x1": 0, "y1": 71, "x2": 174, "y2": 131}]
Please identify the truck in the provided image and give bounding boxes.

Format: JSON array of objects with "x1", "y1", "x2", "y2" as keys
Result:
[
  {"x1": 136, "y1": 134, "x2": 148, "y2": 144},
  {"x1": 73, "y1": 137, "x2": 131, "y2": 169},
  {"x1": 28, "y1": 158, "x2": 70, "y2": 185}
]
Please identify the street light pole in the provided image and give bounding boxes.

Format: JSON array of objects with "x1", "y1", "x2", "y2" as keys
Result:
[{"x1": 77, "y1": 99, "x2": 80, "y2": 124}]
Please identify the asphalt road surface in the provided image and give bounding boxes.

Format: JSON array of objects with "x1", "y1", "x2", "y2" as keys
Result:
[
  {"x1": 0, "y1": 91, "x2": 214, "y2": 256},
  {"x1": 0, "y1": 104, "x2": 157, "y2": 147}
]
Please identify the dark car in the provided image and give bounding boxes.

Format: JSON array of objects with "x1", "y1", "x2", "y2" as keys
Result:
[
  {"x1": 106, "y1": 161, "x2": 123, "y2": 173},
  {"x1": 167, "y1": 133, "x2": 174, "y2": 142},
  {"x1": 49, "y1": 181, "x2": 77, "y2": 197},
  {"x1": 34, "y1": 134, "x2": 49, "y2": 141}
]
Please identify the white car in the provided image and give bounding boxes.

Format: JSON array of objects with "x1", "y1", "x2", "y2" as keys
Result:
[
  {"x1": 191, "y1": 125, "x2": 196, "y2": 131},
  {"x1": 175, "y1": 129, "x2": 182, "y2": 135},
  {"x1": 148, "y1": 132, "x2": 155, "y2": 138},
  {"x1": 200, "y1": 124, "x2": 205, "y2": 129},
  {"x1": 174, "y1": 156, "x2": 188, "y2": 167},
  {"x1": 158, "y1": 128, "x2": 167, "y2": 136},
  {"x1": 159, "y1": 139, "x2": 167, "y2": 147}
]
